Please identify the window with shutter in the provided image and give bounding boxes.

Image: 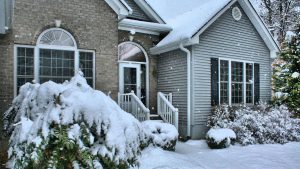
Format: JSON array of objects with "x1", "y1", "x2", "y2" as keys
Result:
[{"x1": 211, "y1": 58, "x2": 258, "y2": 105}]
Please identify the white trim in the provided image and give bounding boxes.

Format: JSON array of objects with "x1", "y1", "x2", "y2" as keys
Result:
[
  {"x1": 218, "y1": 58, "x2": 255, "y2": 105},
  {"x1": 14, "y1": 29, "x2": 97, "y2": 96},
  {"x1": 118, "y1": 19, "x2": 172, "y2": 35},
  {"x1": 104, "y1": 0, "x2": 131, "y2": 19},
  {"x1": 37, "y1": 28, "x2": 78, "y2": 49},
  {"x1": 133, "y1": 0, "x2": 165, "y2": 24},
  {"x1": 118, "y1": 41, "x2": 150, "y2": 107}
]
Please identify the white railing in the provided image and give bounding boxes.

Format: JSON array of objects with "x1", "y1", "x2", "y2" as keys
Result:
[
  {"x1": 118, "y1": 91, "x2": 150, "y2": 121},
  {"x1": 157, "y1": 92, "x2": 179, "y2": 129}
]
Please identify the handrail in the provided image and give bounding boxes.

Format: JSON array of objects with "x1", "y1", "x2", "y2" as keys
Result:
[
  {"x1": 157, "y1": 92, "x2": 179, "y2": 129},
  {"x1": 118, "y1": 91, "x2": 150, "y2": 121},
  {"x1": 158, "y1": 92, "x2": 178, "y2": 112}
]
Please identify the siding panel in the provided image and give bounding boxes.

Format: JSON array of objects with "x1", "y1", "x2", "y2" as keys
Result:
[
  {"x1": 191, "y1": 3, "x2": 271, "y2": 138},
  {"x1": 124, "y1": 0, "x2": 152, "y2": 21},
  {"x1": 157, "y1": 49, "x2": 188, "y2": 136}
]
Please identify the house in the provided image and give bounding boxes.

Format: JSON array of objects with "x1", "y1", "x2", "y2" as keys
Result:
[{"x1": 0, "y1": 0, "x2": 279, "y2": 140}]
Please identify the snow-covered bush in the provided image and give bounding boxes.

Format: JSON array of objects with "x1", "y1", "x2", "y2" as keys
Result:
[
  {"x1": 206, "y1": 128, "x2": 236, "y2": 149},
  {"x1": 208, "y1": 104, "x2": 300, "y2": 145},
  {"x1": 3, "y1": 72, "x2": 145, "y2": 169},
  {"x1": 141, "y1": 121, "x2": 178, "y2": 151}
]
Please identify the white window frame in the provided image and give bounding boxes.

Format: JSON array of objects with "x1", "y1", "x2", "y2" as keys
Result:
[
  {"x1": 118, "y1": 41, "x2": 149, "y2": 107},
  {"x1": 218, "y1": 58, "x2": 254, "y2": 105},
  {"x1": 14, "y1": 28, "x2": 95, "y2": 97}
]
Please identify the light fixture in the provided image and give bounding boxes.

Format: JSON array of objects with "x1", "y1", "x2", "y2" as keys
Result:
[
  {"x1": 129, "y1": 29, "x2": 136, "y2": 41},
  {"x1": 54, "y1": 19, "x2": 62, "y2": 27}
]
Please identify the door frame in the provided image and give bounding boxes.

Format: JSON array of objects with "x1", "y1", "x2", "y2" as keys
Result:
[
  {"x1": 118, "y1": 42, "x2": 149, "y2": 107},
  {"x1": 119, "y1": 63, "x2": 141, "y2": 98}
]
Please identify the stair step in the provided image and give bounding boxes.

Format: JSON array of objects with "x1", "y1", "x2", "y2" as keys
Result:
[
  {"x1": 150, "y1": 114, "x2": 163, "y2": 120},
  {"x1": 151, "y1": 120, "x2": 164, "y2": 123}
]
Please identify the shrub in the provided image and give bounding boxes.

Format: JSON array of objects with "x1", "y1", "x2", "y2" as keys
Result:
[
  {"x1": 4, "y1": 73, "x2": 145, "y2": 169},
  {"x1": 206, "y1": 128, "x2": 236, "y2": 149},
  {"x1": 141, "y1": 121, "x2": 178, "y2": 151},
  {"x1": 208, "y1": 103, "x2": 300, "y2": 145}
]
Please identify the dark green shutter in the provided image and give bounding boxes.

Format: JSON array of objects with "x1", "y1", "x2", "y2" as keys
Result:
[
  {"x1": 211, "y1": 58, "x2": 219, "y2": 106},
  {"x1": 254, "y1": 63, "x2": 260, "y2": 104}
]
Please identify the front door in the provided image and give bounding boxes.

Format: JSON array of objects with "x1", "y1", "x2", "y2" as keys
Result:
[{"x1": 119, "y1": 63, "x2": 141, "y2": 98}]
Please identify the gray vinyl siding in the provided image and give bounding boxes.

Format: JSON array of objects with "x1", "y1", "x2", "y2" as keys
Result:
[
  {"x1": 191, "y1": 3, "x2": 271, "y2": 138},
  {"x1": 124, "y1": 0, "x2": 152, "y2": 22},
  {"x1": 157, "y1": 49, "x2": 188, "y2": 136}
]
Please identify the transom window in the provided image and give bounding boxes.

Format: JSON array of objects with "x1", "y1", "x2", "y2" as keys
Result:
[
  {"x1": 15, "y1": 28, "x2": 95, "y2": 95},
  {"x1": 219, "y1": 59, "x2": 254, "y2": 105}
]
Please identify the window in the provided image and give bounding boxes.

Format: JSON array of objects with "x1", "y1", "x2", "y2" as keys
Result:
[
  {"x1": 15, "y1": 28, "x2": 95, "y2": 95},
  {"x1": 219, "y1": 59, "x2": 254, "y2": 105},
  {"x1": 16, "y1": 46, "x2": 34, "y2": 92}
]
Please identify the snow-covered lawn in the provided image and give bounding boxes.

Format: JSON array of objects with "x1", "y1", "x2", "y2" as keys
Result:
[{"x1": 135, "y1": 140, "x2": 300, "y2": 169}]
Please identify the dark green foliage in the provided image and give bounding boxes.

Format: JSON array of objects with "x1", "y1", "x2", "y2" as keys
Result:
[
  {"x1": 272, "y1": 23, "x2": 300, "y2": 116},
  {"x1": 206, "y1": 137, "x2": 233, "y2": 149},
  {"x1": 9, "y1": 123, "x2": 134, "y2": 169}
]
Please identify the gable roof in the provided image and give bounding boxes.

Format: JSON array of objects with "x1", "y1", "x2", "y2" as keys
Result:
[{"x1": 147, "y1": 0, "x2": 280, "y2": 55}]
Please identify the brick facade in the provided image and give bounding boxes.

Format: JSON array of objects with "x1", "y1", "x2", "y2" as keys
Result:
[
  {"x1": 0, "y1": 0, "x2": 160, "y2": 148},
  {"x1": 0, "y1": 0, "x2": 118, "y2": 149}
]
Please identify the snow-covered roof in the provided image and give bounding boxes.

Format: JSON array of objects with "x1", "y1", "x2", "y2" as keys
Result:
[
  {"x1": 146, "y1": 0, "x2": 279, "y2": 55},
  {"x1": 146, "y1": 0, "x2": 231, "y2": 47}
]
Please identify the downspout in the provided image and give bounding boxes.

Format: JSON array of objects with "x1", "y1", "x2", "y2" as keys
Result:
[{"x1": 179, "y1": 43, "x2": 191, "y2": 138}]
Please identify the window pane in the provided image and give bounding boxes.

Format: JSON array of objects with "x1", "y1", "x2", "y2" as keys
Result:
[
  {"x1": 39, "y1": 49, "x2": 74, "y2": 84},
  {"x1": 220, "y1": 60, "x2": 229, "y2": 81},
  {"x1": 246, "y1": 63, "x2": 253, "y2": 83},
  {"x1": 220, "y1": 60, "x2": 229, "y2": 104},
  {"x1": 17, "y1": 47, "x2": 34, "y2": 93},
  {"x1": 232, "y1": 83, "x2": 243, "y2": 104},
  {"x1": 231, "y1": 61, "x2": 243, "y2": 104},
  {"x1": 246, "y1": 63, "x2": 253, "y2": 103},
  {"x1": 79, "y1": 51, "x2": 94, "y2": 87},
  {"x1": 118, "y1": 43, "x2": 146, "y2": 62},
  {"x1": 220, "y1": 82, "x2": 229, "y2": 104},
  {"x1": 246, "y1": 84, "x2": 253, "y2": 103},
  {"x1": 232, "y1": 62, "x2": 243, "y2": 82}
]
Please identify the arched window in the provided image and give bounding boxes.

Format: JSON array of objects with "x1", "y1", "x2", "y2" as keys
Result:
[
  {"x1": 37, "y1": 28, "x2": 78, "y2": 84},
  {"x1": 118, "y1": 42, "x2": 149, "y2": 106},
  {"x1": 14, "y1": 28, "x2": 95, "y2": 95}
]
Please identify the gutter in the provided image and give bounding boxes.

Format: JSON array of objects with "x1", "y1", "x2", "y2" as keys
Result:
[
  {"x1": 179, "y1": 43, "x2": 191, "y2": 138},
  {"x1": 119, "y1": 19, "x2": 172, "y2": 35}
]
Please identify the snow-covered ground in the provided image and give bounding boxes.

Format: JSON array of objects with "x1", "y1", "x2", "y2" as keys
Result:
[{"x1": 135, "y1": 140, "x2": 300, "y2": 169}]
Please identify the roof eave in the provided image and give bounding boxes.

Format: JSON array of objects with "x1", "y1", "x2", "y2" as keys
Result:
[
  {"x1": 133, "y1": 0, "x2": 166, "y2": 24},
  {"x1": 105, "y1": 0, "x2": 132, "y2": 20},
  {"x1": 119, "y1": 19, "x2": 172, "y2": 35},
  {"x1": 150, "y1": 38, "x2": 194, "y2": 55}
]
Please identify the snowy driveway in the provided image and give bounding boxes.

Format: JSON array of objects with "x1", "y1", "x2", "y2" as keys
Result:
[{"x1": 134, "y1": 141, "x2": 300, "y2": 169}]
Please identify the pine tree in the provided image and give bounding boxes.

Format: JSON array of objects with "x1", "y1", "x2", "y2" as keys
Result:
[{"x1": 272, "y1": 22, "x2": 300, "y2": 116}]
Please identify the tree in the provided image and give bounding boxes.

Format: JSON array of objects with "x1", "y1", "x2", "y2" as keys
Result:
[
  {"x1": 258, "y1": 0, "x2": 300, "y2": 45},
  {"x1": 272, "y1": 22, "x2": 300, "y2": 116}
]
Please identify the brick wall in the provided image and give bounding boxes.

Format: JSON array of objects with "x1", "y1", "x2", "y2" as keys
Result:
[
  {"x1": 0, "y1": 0, "x2": 119, "y2": 150},
  {"x1": 118, "y1": 31, "x2": 159, "y2": 112}
]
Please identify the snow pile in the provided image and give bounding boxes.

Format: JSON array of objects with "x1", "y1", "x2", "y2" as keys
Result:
[
  {"x1": 208, "y1": 104, "x2": 300, "y2": 145},
  {"x1": 206, "y1": 128, "x2": 236, "y2": 149},
  {"x1": 4, "y1": 72, "x2": 144, "y2": 168},
  {"x1": 142, "y1": 121, "x2": 178, "y2": 151}
]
